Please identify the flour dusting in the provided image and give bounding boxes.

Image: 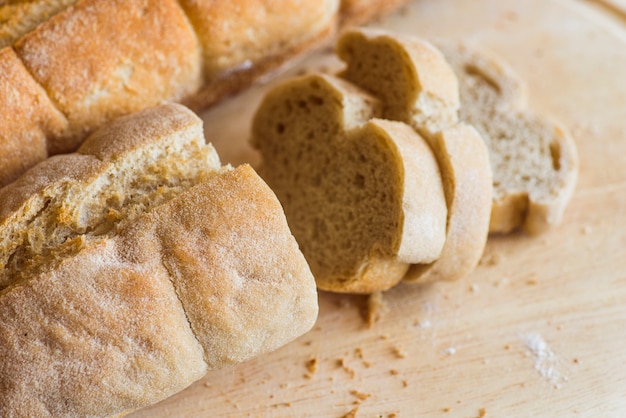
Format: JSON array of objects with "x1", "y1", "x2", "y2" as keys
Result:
[{"x1": 520, "y1": 332, "x2": 567, "y2": 388}]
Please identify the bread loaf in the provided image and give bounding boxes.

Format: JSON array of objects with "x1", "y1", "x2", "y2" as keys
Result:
[
  {"x1": 0, "y1": 0, "x2": 413, "y2": 188},
  {"x1": 0, "y1": 103, "x2": 318, "y2": 417},
  {"x1": 251, "y1": 73, "x2": 447, "y2": 293},
  {"x1": 439, "y1": 43, "x2": 578, "y2": 234}
]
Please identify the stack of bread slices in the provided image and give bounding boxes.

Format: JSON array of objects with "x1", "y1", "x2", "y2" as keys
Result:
[{"x1": 252, "y1": 28, "x2": 578, "y2": 293}]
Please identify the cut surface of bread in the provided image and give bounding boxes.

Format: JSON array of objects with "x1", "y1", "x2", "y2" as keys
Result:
[
  {"x1": 0, "y1": 103, "x2": 318, "y2": 417},
  {"x1": 405, "y1": 124, "x2": 492, "y2": 283},
  {"x1": 439, "y1": 43, "x2": 578, "y2": 234},
  {"x1": 251, "y1": 73, "x2": 446, "y2": 293},
  {"x1": 337, "y1": 28, "x2": 460, "y2": 137}
]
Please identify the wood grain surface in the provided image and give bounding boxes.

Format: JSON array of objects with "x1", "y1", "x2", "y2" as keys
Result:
[{"x1": 130, "y1": 0, "x2": 626, "y2": 416}]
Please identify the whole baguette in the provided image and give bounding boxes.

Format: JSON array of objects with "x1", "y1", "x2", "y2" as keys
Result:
[
  {"x1": 0, "y1": 0, "x2": 413, "y2": 188},
  {"x1": 0, "y1": 103, "x2": 318, "y2": 417}
]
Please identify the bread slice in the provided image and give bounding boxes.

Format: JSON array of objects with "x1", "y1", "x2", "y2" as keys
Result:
[
  {"x1": 251, "y1": 73, "x2": 447, "y2": 293},
  {"x1": 0, "y1": 46, "x2": 68, "y2": 187},
  {"x1": 337, "y1": 28, "x2": 460, "y2": 137},
  {"x1": 404, "y1": 124, "x2": 492, "y2": 283},
  {"x1": 0, "y1": 103, "x2": 318, "y2": 417},
  {"x1": 439, "y1": 43, "x2": 578, "y2": 234},
  {"x1": 337, "y1": 28, "x2": 493, "y2": 283},
  {"x1": 13, "y1": 0, "x2": 203, "y2": 153}
]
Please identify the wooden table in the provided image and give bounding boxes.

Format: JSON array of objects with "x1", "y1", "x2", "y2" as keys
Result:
[{"x1": 131, "y1": 0, "x2": 626, "y2": 416}]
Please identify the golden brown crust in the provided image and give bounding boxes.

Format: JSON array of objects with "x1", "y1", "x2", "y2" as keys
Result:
[
  {"x1": 14, "y1": 0, "x2": 202, "y2": 152},
  {"x1": 0, "y1": 46, "x2": 68, "y2": 187},
  {"x1": 178, "y1": 0, "x2": 338, "y2": 82}
]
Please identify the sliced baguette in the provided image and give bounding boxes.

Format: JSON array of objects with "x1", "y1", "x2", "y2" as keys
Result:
[
  {"x1": 439, "y1": 42, "x2": 578, "y2": 234},
  {"x1": 0, "y1": 103, "x2": 318, "y2": 417},
  {"x1": 337, "y1": 28, "x2": 493, "y2": 283},
  {"x1": 251, "y1": 73, "x2": 447, "y2": 293}
]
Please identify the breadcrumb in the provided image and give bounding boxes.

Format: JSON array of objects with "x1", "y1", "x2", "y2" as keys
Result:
[
  {"x1": 392, "y1": 345, "x2": 407, "y2": 359},
  {"x1": 350, "y1": 389, "x2": 372, "y2": 402},
  {"x1": 365, "y1": 291, "x2": 389, "y2": 328},
  {"x1": 342, "y1": 407, "x2": 359, "y2": 418}
]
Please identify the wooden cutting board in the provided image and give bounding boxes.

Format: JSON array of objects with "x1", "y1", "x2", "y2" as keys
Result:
[{"x1": 130, "y1": 0, "x2": 626, "y2": 416}]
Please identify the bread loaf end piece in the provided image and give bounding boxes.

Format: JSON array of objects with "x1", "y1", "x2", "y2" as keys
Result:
[
  {"x1": 252, "y1": 74, "x2": 446, "y2": 293},
  {"x1": 441, "y1": 43, "x2": 578, "y2": 234},
  {"x1": 123, "y1": 164, "x2": 319, "y2": 367},
  {"x1": 0, "y1": 46, "x2": 68, "y2": 187},
  {"x1": 405, "y1": 124, "x2": 492, "y2": 283},
  {"x1": 0, "y1": 103, "x2": 319, "y2": 416},
  {"x1": 14, "y1": 0, "x2": 203, "y2": 154}
]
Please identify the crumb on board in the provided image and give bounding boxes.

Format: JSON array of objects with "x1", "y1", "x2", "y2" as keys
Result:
[
  {"x1": 479, "y1": 251, "x2": 502, "y2": 266},
  {"x1": 305, "y1": 357, "x2": 318, "y2": 375},
  {"x1": 350, "y1": 389, "x2": 372, "y2": 403},
  {"x1": 392, "y1": 345, "x2": 407, "y2": 359},
  {"x1": 271, "y1": 402, "x2": 292, "y2": 408},
  {"x1": 402, "y1": 379, "x2": 409, "y2": 388},
  {"x1": 342, "y1": 407, "x2": 359, "y2": 418},
  {"x1": 478, "y1": 407, "x2": 487, "y2": 417},
  {"x1": 365, "y1": 291, "x2": 389, "y2": 328},
  {"x1": 337, "y1": 358, "x2": 357, "y2": 379},
  {"x1": 355, "y1": 347, "x2": 364, "y2": 359},
  {"x1": 389, "y1": 369, "x2": 399, "y2": 375},
  {"x1": 443, "y1": 407, "x2": 451, "y2": 412}
]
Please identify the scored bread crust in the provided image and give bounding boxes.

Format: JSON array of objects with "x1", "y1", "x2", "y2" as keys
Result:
[
  {"x1": 14, "y1": 0, "x2": 203, "y2": 153},
  {"x1": 404, "y1": 124, "x2": 492, "y2": 283},
  {"x1": 0, "y1": 0, "x2": 413, "y2": 188},
  {"x1": 439, "y1": 42, "x2": 579, "y2": 234},
  {"x1": 0, "y1": 46, "x2": 68, "y2": 186},
  {"x1": 0, "y1": 103, "x2": 318, "y2": 417},
  {"x1": 251, "y1": 73, "x2": 446, "y2": 293}
]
